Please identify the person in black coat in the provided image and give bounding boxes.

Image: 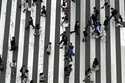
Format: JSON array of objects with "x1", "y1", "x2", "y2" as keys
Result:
[
  {"x1": 82, "y1": 28, "x2": 89, "y2": 42},
  {"x1": 59, "y1": 31, "x2": 68, "y2": 47},
  {"x1": 32, "y1": 0, "x2": 37, "y2": 6},
  {"x1": 92, "y1": 58, "x2": 100, "y2": 71},
  {"x1": 26, "y1": 16, "x2": 35, "y2": 29},
  {"x1": 67, "y1": 42, "x2": 74, "y2": 61},
  {"x1": 101, "y1": 1, "x2": 110, "y2": 9},
  {"x1": 74, "y1": 21, "x2": 80, "y2": 35},
  {"x1": 10, "y1": 36, "x2": 16, "y2": 51},
  {"x1": 104, "y1": 16, "x2": 109, "y2": 26},
  {"x1": 0, "y1": 55, "x2": 2, "y2": 65},
  {"x1": 41, "y1": 5, "x2": 46, "y2": 17},
  {"x1": 0, "y1": 55, "x2": 4, "y2": 71},
  {"x1": 64, "y1": 64, "x2": 72, "y2": 78},
  {"x1": 109, "y1": 8, "x2": 118, "y2": 21},
  {"x1": 83, "y1": 67, "x2": 92, "y2": 81},
  {"x1": 93, "y1": 7, "x2": 99, "y2": 17},
  {"x1": 61, "y1": 12, "x2": 68, "y2": 25}
]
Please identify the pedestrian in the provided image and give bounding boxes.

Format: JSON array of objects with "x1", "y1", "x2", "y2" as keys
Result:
[
  {"x1": 41, "y1": 5, "x2": 46, "y2": 17},
  {"x1": 61, "y1": 12, "x2": 68, "y2": 26},
  {"x1": 110, "y1": 8, "x2": 123, "y2": 24},
  {"x1": 0, "y1": 55, "x2": 2, "y2": 65},
  {"x1": 72, "y1": 0, "x2": 75, "y2": 2},
  {"x1": 46, "y1": 42, "x2": 51, "y2": 55},
  {"x1": 118, "y1": 14, "x2": 123, "y2": 23},
  {"x1": 92, "y1": 58, "x2": 99, "y2": 71},
  {"x1": 40, "y1": 0, "x2": 43, "y2": 3},
  {"x1": 67, "y1": 42, "x2": 74, "y2": 61},
  {"x1": 23, "y1": 69, "x2": 29, "y2": 83},
  {"x1": 34, "y1": 24, "x2": 40, "y2": 36},
  {"x1": 30, "y1": 80, "x2": 33, "y2": 83},
  {"x1": 0, "y1": 55, "x2": 4, "y2": 72},
  {"x1": 101, "y1": 1, "x2": 110, "y2": 9},
  {"x1": 61, "y1": 1, "x2": 67, "y2": 12},
  {"x1": 103, "y1": 16, "x2": 109, "y2": 26},
  {"x1": 109, "y1": 8, "x2": 118, "y2": 20},
  {"x1": 26, "y1": 16, "x2": 35, "y2": 29},
  {"x1": 64, "y1": 64, "x2": 72, "y2": 78},
  {"x1": 58, "y1": 31, "x2": 68, "y2": 48},
  {"x1": 23, "y1": 0, "x2": 29, "y2": 13},
  {"x1": 10, "y1": 36, "x2": 16, "y2": 51},
  {"x1": 64, "y1": 54, "x2": 70, "y2": 65},
  {"x1": 32, "y1": 0, "x2": 37, "y2": 6},
  {"x1": 82, "y1": 28, "x2": 88, "y2": 42},
  {"x1": 94, "y1": 21, "x2": 101, "y2": 37},
  {"x1": 93, "y1": 7, "x2": 99, "y2": 16},
  {"x1": 91, "y1": 14, "x2": 98, "y2": 26},
  {"x1": 83, "y1": 67, "x2": 92, "y2": 82},
  {"x1": 10, "y1": 60, "x2": 17, "y2": 75},
  {"x1": 74, "y1": 21, "x2": 80, "y2": 35},
  {"x1": 20, "y1": 65, "x2": 28, "y2": 80},
  {"x1": 39, "y1": 73, "x2": 46, "y2": 83},
  {"x1": 0, "y1": 62, "x2": 4, "y2": 72}
]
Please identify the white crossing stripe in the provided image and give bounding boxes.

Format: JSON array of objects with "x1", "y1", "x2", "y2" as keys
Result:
[
  {"x1": 27, "y1": 5, "x2": 36, "y2": 82},
  {"x1": 37, "y1": 0, "x2": 46, "y2": 83},
  {"x1": 58, "y1": 0, "x2": 65, "y2": 83},
  {"x1": 0, "y1": 0, "x2": 8, "y2": 56},
  {"x1": 90, "y1": 0, "x2": 96, "y2": 82},
  {"x1": 5, "y1": 0, "x2": 17, "y2": 83},
  {"x1": 100, "y1": 0, "x2": 106, "y2": 83},
  {"x1": 80, "y1": 0, "x2": 85, "y2": 82},
  {"x1": 119, "y1": 0, "x2": 125, "y2": 21},
  {"x1": 120, "y1": 29, "x2": 125, "y2": 83},
  {"x1": 110, "y1": 0, "x2": 117, "y2": 83},
  {"x1": 69, "y1": 1, "x2": 76, "y2": 83},
  {"x1": 48, "y1": 0, "x2": 57, "y2": 83},
  {"x1": 120, "y1": 0, "x2": 125, "y2": 83},
  {"x1": 16, "y1": 0, "x2": 26, "y2": 82}
]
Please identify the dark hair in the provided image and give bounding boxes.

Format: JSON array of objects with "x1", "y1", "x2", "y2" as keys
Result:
[
  {"x1": 13, "y1": 60, "x2": 16, "y2": 63},
  {"x1": 49, "y1": 42, "x2": 51, "y2": 44},
  {"x1": 40, "y1": 73, "x2": 44, "y2": 75}
]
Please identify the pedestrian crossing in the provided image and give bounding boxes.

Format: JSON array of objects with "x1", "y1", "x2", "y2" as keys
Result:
[{"x1": 0, "y1": 0, "x2": 125, "y2": 83}]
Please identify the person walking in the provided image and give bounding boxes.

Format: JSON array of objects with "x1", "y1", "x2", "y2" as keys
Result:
[
  {"x1": 10, "y1": 60, "x2": 17, "y2": 75},
  {"x1": 41, "y1": 5, "x2": 46, "y2": 17},
  {"x1": 32, "y1": 0, "x2": 37, "y2": 6},
  {"x1": 0, "y1": 55, "x2": 2, "y2": 65},
  {"x1": 10, "y1": 36, "x2": 16, "y2": 51},
  {"x1": 34, "y1": 24, "x2": 40, "y2": 36},
  {"x1": 26, "y1": 16, "x2": 35, "y2": 30},
  {"x1": 92, "y1": 58, "x2": 99, "y2": 71},
  {"x1": 64, "y1": 64, "x2": 72, "y2": 78},
  {"x1": 58, "y1": 31, "x2": 68, "y2": 48},
  {"x1": 46, "y1": 42, "x2": 51, "y2": 55},
  {"x1": 20, "y1": 65, "x2": 29, "y2": 81},
  {"x1": 67, "y1": 42, "x2": 74, "y2": 61},
  {"x1": 83, "y1": 67, "x2": 92, "y2": 82},
  {"x1": 74, "y1": 21, "x2": 80, "y2": 35},
  {"x1": 0, "y1": 55, "x2": 4, "y2": 72},
  {"x1": 82, "y1": 28, "x2": 88, "y2": 42},
  {"x1": 39, "y1": 73, "x2": 46, "y2": 83}
]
